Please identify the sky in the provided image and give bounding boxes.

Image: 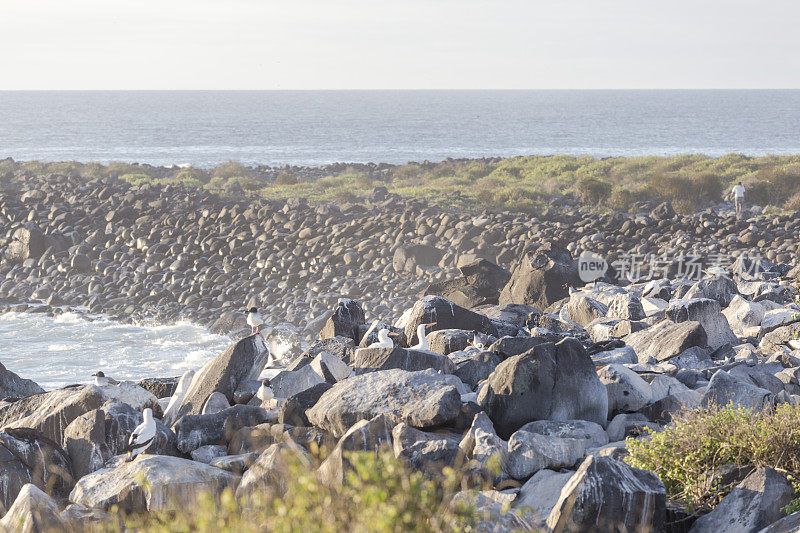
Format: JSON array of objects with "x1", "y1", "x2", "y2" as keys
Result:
[{"x1": 0, "y1": 0, "x2": 798, "y2": 90}]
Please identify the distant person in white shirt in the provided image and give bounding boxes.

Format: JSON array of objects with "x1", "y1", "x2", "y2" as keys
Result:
[{"x1": 731, "y1": 182, "x2": 745, "y2": 215}]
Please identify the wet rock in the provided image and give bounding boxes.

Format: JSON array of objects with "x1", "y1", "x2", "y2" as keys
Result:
[
  {"x1": 306, "y1": 369, "x2": 462, "y2": 438},
  {"x1": 478, "y1": 338, "x2": 608, "y2": 439}
]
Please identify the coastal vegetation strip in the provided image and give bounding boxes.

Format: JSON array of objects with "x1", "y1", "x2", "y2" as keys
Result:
[{"x1": 4, "y1": 153, "x2": 800, "y2": 215}]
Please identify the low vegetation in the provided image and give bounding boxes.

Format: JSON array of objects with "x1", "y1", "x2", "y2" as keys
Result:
[
  {"x1": 626, "y1": 404, "x2": 800, "y2": 514},
  {"x1": 100, "y1": 450, "x2": 487, "y2": 533},
  {"x1": 4, "y1": 154, "x2": 800, "y2": 215}
]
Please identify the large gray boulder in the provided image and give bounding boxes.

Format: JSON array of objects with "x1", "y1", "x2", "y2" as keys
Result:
[
  {"x1": 69, "y1": 455, "x2": 238, "y2": 513},
  {"x1": 561, "y1": 294, "x2": 608, "y2": 328},
  {"x1": 723, "y1": 296, "x2": 766, "y2": 338},
  {"x1": 626, "y1": 319, "x2": 708, "y2": 363},
  {"x1": 689, "y1": 467, "x2": 793, "y2": 533},
  {"x1": 477, "y1": 338, "x2": 608, "y2": 439},
  {"x1": 0, "y1": 363, "x2": 43, "y2": 400},
  {"x1": 318, "y1": 414, "x2": 394, "y2": 485},
  {"x1": 391, "y1": 423, "x2": 462, "y2": 476},
  {"x1": 499, "y1": 244, "x2": 581, "y2": 309},
  {"x1": 269, "y1": 365, "x2": 325, "y2": 399},
  {"x1": 546, "y1": 455, "x2": 666, "y2": 532},
  {"x1": 353, "y1": 346, "x2": 455, "y2": 375},
  {"x1": 666, "y1": 298, "x2": 738, "y2": 350},
  {"x1": 701, "y1": 370, "x2": 773, "y2": 411},
  {"x1": 63, "y1": 409, "x2": 110, "y2": 480},
  {"x1": 278, "y1": 382, "x2": 333, "y2": 426},
  {"x1": 393, "y1": 244, "x2": 443, "y2": 273},
  {"x1": 685, "y1": 275, "x2": 740, "y2": 307},
  {"x1": 402, "y1": 295, "x2": 499, "y2": 346},
  {"x1": 166, "y1": 335, "x2": 269, "y2": 425},
  {"x1": 4, "y1": 224, "x2": 45, "y2": 264},
  {"x1": 0, "y1": 483, "x2": 67, "y2": 532},
  {"x1": 0, "y1": 385, "x2": 105, "y2": 443},
  {"x1": 505, "y1": 429, "x2": 586, "y2": 479},
  {"x1": 173, "y1": 404, "x2": 269, "y2": 453},
  {"x1": 306, "y1": 369, "x2": 462, "y2": 437},
  {"x1": 0, "y1": 428, "x2": 74, "y2": 516},
  {"x1": 517, "y1": 419, "x2": 608, "y2": 448},
  {"x1": 236, "y1": 442, "x2": 310, "y2": 500},
  {"x1": 515, "y1": 469, "x2": 573, "y2": 530},
  {"x1": 319, "y1": 299, "x2": 366, "y2": 342},
  {"x1": 425, "y1": 259, "x2": 511, "y2": 308},
  {"x1": 598, "y1": 364, "x2": 653, "y2": 415},
  {"x1": 760, "y1": 323, "x2": 800, "y2": 355}
]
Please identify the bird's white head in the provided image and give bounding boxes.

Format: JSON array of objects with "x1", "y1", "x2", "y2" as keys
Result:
[{"x1": 143, "y1": 408, "x2": 153, "y2": 422}]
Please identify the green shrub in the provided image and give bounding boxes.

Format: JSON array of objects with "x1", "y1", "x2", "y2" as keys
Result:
[
  {"x1": 785, "y1": 191, "x2": 800, "y2": 212},
  {"x1": 175, "y1": 166, "x2": 211, "y2": 185},
  {"x1": 115, "y1": 450, "x2": 482, "y2": 533},
  {"x1": 213, "y1": 160, "x2": 254, "y2": 180},
  {"x1": 607, "y1": 187, "x2": 637, "y2": 212},
  {"x1": 275, "y1": 172, "x2": 298, "y2": 185},
  {"x1": 576, "y1": 177, "x2": 612, "y2": 204},
  {"x1": 626, "y1": 404, "x2": 800, "y2": 513}
]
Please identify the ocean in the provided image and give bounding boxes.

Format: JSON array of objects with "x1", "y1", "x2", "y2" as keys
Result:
[{"x1": 1, "y1": 90, "x2": 800, "y2": 168}]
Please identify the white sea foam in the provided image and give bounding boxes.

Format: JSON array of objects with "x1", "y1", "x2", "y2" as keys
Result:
[{"x1": 0, "y1": 312, "x2": 232, "y2": 390}]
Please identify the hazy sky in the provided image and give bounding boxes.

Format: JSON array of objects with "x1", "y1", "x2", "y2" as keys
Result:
[{"x1": 1, "y1": 0, "x2": 798, "y2": 90}]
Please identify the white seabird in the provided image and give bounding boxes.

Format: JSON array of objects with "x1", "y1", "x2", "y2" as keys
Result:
[
  {"x1": 467, "y1": 331, "x2": 488, "y2": 351},
  {"x1": 92, "y1": 371, "x2": 119, "y2": 387},
  {"x1": 367, "y1": 328, "x2": 398, "y2": 349},
  {"x1": 256, "y1": 379, "x2": 274, "y2": 404},
  {"x1": 126, "y1": 408, "x2": 157, "y2": 461},
  {"x1": 246, "y1": 307, "x2": 263, "y2": 335},
  {"x1": 163, "y1": 369, "x2": 195, "y2": 426},
  {"x1": 410, "y1": 322, "x2": 437, "y2": 351}
]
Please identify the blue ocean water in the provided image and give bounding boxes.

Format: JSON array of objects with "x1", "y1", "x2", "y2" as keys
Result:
[{"x1": 1, "y1": 90, "x2": 799, "y2": 167}]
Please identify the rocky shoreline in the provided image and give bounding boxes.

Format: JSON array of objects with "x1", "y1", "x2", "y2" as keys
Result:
[{"x1": 2, "y1": 171, "x2": 800, "y2": 531}]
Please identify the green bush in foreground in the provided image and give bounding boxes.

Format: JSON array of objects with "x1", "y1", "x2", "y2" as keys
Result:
[
  {"x1": 109, "y1": 451, "x2": 485, "y2": 533},
  {"x1": 626, "y1": 404, "x2": 800, "y2": 513}
]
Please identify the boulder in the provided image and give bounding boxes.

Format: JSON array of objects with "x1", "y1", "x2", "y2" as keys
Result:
[
  {"x1": 318, "y1": 414, "x2": 394, "y2": 485},
  {"x1": 100, "y1": 401, "x2": 179, "y2": 458},
  {"x1": 454, "y1": 351, "x2": 502, "y2": 389},
  {"x1": 598, "y1": 364, "x2": 654, "y2": 415},
  {"x1": 488, "y1": 334, "x2": 557, "y2": 359},
  {"x1": 309, "y1": 351, "x2": 352, "y2": 382},
  {"x1": 499, "y1": 244, "x2": 581, "y2": 309},
  {"x1": 270, "y1": 365, "x2": 326, "y2": 399},
  {"x1": 450, "y1": 490, "x2": 532, "y2": 532},
  {"x1": 306, "y1": 369, "x2": 462, "y2": 438},
  {"x1": 689, "y1": 467, "x2": 793, "y2": 533},
  {"x1": 606, "y1": 292, "x2": 646, "y2": 321},
  {"x1": 546, "y1": 455, "x2": 666, "y2": 532},
  {"x1": 760, "y1": 323, "x2": 800, "y2": 355},
  {"x1": 278, "y1": 382, "x2": 333, "y2": 426},
  {"x1": 63, "y1": 409, "x2": 110, "y2": 480},
  {"x1": 69, "y1": 455, "x2": 238, "y2": 513},
  {"x1": 515, "y1": 469, "x2": 573, "y2": 530},
  {"x1": 236, "y1": 442, "x2": 310, "y2": 500},
  {"x1": 4, "y1": 224, "x2": 45, "y2": 263},
  {"x1": 0, "y1": 484, "x2": 67, "y2": 533},
  {"x1": 506, "y1": 429, "x2": 586, "y2": 479},
  {"x1": 0, "y1": 385, "x2": 105, "y2": 443},
  {"x1": 723, "y1": 296, "x2": 766, "y2": 338},
  {"x1": 319, "y1": 299, "x2": 365, "y2": 342},
  {"x1": 393, "y1": 244, "x2": 443, "y2": 273},
  {"x1": 561, "y1": 294, "x2": 608, "y2": 328},
  {"x1": 173, "y1": 405, "x2": 269, "y2": 453},
  {"x1": 666, "y1": 298, "x2": 738, "y2": 350},
  {"x1": 166, "y1": 335, "x2": 269, "y2": 425},
  {"x1": 137, "y1": 377, "x2": 179, "y2": 399},
  {"x1": 353, "y1": 346, "x2": 456, "y2": 375},
  {"x1": 517, "y1": 419, "x2": 608, "y2": 448},
  {"x1": 201, "y1": 392, "x2": 231, "y2": 414},
  {"x1": 0, "y1": 363, "x2": 43, "y2": 400},
  {"x1": 402, "y1": 296, "x2": 499, "y2": 346},
  {"x1": 685, "y1": 275, "x2": 740, "y2": 307},
  {"x1": 0, "y1": 428, "x2": 74, "y2": 516},
  {"x1": 477, "y1": 338, "x2": 608, "y2": 439},
  {"x1": 426, "y1": 329, "x2": 473, "y2": 355},
  {"x1": 425, "y1": 259, "x2": 511, "y2": 308},
  {"x1": 190, "y1": 445, "x2": 228, "y2": 464},
  {"x1": 391, "y1": 423, "x2": 462, "y2": 476},
  {"x1": 700, "y1": 370, "x2": 773, "y2": 411},
  {"x1": 626, "y1": 320, "x2": 708, "y2": 363}
]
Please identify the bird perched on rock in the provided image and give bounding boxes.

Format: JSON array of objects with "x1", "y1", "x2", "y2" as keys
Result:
[
  {"x1": 410, "y1": 322, "x2": 437, "y2": 351},
  {"x1": 246, "y1": 307, "x2": 263, "y2": 335},
  {"x1": 367, "y1": 328, "x2": 398, "y2": 348},
  {"x1": 467, "y1": 331, "x2": 489, "y2": 351},
  {"x1": 92, "y1": 371, "x2": 119, "y2": 387},
  {"x1": 125, "y1": 408, "x2": 156, "y2": 461}
]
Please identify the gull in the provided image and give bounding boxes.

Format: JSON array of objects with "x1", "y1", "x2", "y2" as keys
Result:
[
  {"x1": 92, "y1": 371, "x2": 119, "y2": 387},
  {"x1": 125, "y1": 408, "x2": 157, "y2": 461},
  {"x1": 410, "y1": 322, "x2": 437, "y2": 351},
  {"x1": 246, "y1": 307, "x2": 263, "y2": 335},
  {"x1": 467, "y1": 331, "x2": 489, "y2": 351}
]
